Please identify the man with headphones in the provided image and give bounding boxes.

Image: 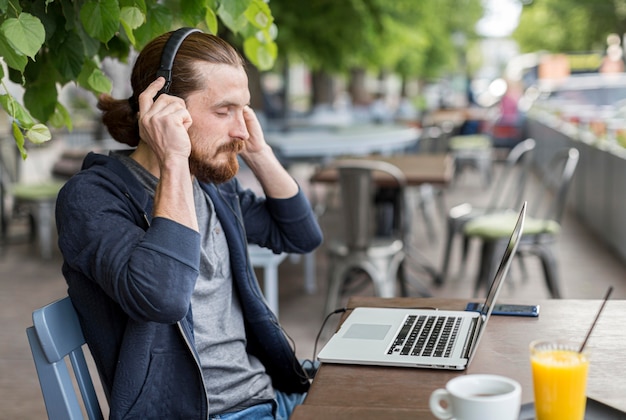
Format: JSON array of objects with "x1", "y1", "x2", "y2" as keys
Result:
[{"x1": 55, "y1": 28, "x2": 323, "y2": 419}]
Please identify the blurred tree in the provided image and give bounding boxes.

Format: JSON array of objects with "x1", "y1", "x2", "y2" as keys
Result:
[
  {"x1": 270, "y1": 0, "x2": 386, "y2": 109},
  {"x1": 514, "y1": 0, "x2": 626, "y2": 53},
  {"x1": 270, "y1": 0, "x2": 483, "y2": 110},
  {"x1": 377, "y1": 0, "x2": 483, "y2": 96},
  {"x1": 0, "y1": 0, "x2": 277, "y2": 158}
]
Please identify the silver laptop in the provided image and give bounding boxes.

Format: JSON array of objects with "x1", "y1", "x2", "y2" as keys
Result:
[{"x1": 317, "y1": 202, "x2": 526, "y2": 370}]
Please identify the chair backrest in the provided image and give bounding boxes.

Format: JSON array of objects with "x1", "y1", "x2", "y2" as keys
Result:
[
  {"x1": 485, "y1": 138, "x2": 536, "y2": 212},
  {"x1": 26, "y1": 296, "x2": 104, "y2": 420},
  {"x1": 528, "y1": 147, "x2": 580, "y2": 223},
  {"x1": 333, "y1": 159, "x2": 407, "y2": 250}
]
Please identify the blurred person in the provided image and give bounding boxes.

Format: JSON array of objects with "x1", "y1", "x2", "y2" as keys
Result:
[
  {"x1": 55, "y1": 28, "x2": 323, "y2": 419},
  {"x1": 496, "y1": 80, "x2": 521, "y2": 125},
  {"x1": 492, "y1": 80, "x2": 523, "y2": 147},
  {"x1": 600, "y1": 33, "x2": 625, "y2": 74},
  {"x1": 394, "y1": 95, "x2": 420, "y2": 125},
  {"x1": 369, "y1": 92, "x2": 394, "y2": 124}
]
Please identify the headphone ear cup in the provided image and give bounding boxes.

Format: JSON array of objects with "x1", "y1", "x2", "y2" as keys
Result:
[{"x1": 154, "y1": 27, "x2": 202, "y2": 99}]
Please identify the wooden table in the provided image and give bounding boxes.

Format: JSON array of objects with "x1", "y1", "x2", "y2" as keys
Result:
[
  {"x1": 310, "y1": 153, "x2": 454, "y2": 187},
  {"x1": 293, "y1": 296, "x2": 626, "y2": 419}
]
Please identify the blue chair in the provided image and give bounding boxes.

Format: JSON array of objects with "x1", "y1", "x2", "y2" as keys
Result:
[{"x1": 26, "y1": 296, "x2": 104, "y2": 420}]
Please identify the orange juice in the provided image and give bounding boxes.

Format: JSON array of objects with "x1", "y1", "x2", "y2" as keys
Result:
[{"x1": 530, "y1": 342, "x2": 589, "y2": 420}]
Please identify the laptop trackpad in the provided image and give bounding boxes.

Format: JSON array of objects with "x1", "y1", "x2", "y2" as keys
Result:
[{"x1": 343, "y1": 323, "x2": 391, "y2": 340}]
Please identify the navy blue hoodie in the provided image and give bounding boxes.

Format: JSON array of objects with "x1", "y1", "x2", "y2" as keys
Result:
[{"x1": 55, "y1": 151, "x2": 323, "y2": 419}]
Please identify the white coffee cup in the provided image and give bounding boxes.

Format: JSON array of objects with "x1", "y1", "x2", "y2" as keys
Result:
[{"x1": 429, "y1": 374, "x2": 521, "y2": 420}]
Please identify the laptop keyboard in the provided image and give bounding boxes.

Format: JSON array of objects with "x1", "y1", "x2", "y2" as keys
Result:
[{"x1": 387, "y1": 315, "x2": 462, "y2": 358}]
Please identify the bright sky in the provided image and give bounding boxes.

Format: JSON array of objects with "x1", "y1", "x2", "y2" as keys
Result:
[{"x1": 476, "y1": 0, "x2": 523, "y2": 38}]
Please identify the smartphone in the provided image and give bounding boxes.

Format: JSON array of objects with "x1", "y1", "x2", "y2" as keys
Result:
[{"x1": 465, "y1": 302, "x2": 540, "y2": 317}]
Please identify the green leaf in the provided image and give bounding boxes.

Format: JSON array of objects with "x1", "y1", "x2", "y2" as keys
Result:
[
  {"x1": 26, "y1": 123, "x2": 52, "y2": 144},
  {"x1": 0, "y1": 13, "x2": 46, "y2": 59},
  {"x1": 77, "y1": 28, "x2": 102, "y2": 58},
  {"x1": 218, "y1": 0, "x2": 250, "y2": 33},
  {"x1": 79, "y1": 0, "x2": 121, "y2": 43},
  {"x1": 205, "y1": 7, "x2": 218, "y2": 34},
  {"x1": 120, "y1": 20, "x2": 135, "y2": 45},
  {"x1": 120, "y1": 6, "x2": 145, "y2": 45},
  {"x1": 77, "y1": 59, "x2": 112, "y2": 94},
  {"x1": 12, "y1": 122, "x2": 27, "y2": 160},
  {"x1": 23, "y1": 78, "x2": 57, "y2": 122},
  {"x1": 50, "y1": 31, "x2": 85, "y2": 82},
  {"x1": 0, "y1": 94, "x2": 36, "y2": 127},
  {"x1": 120, "y1": 0, "x2": 147, "y2": 15},
  {"x1": 49, "y1": 101, "x2": 72, "y2": 130},
  {"x1": 120, "y1": 6, "x2": 145, "y2": 29},
  {"x1": 0, "y1": 35, "x2": 28, "y2": 72},
  {"x1": 180, "y1": 0, "x2": 205, "y2": 27},
  {"x1": 87, "y1": 67, "x2": 112, "y2": 94},
  {"x1": 119, "y1": 5, "x2": 144, "y2": 45},
  {"x1": 28, "y1": 0, "x2": 61, "y2": 40},
  {"x1": 133, "y1": 4, "x2": 172, "y2": 49},
  {"x1": 244, "y1": 35, "x2": 276, "y2": 71},
  {"x1": 245, "y1": 0, "x2": 273, "y2": 30}
]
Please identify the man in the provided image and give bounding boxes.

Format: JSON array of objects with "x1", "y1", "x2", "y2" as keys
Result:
[{"x1": 56, "y1": 29, "x2": 323, "y2": 419}]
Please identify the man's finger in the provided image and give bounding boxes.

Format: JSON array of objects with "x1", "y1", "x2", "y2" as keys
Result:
[{"x1": 138, "y1": 77, "x2": 166, "y2": 109}]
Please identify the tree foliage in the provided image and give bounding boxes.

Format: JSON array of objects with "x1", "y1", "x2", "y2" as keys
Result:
[
  {"x1": 513, "y1": 0, "x2": 626, "y2": 53},
  {"x1": 0, "y1": 0, "x2": 277, "y2": 158},
  {"x1": 377, "y1": 0, "x2": 483, "y2": 79},
  {"x1": 271, "y1": 0, "x2": 483, "y2": 79},
  {"x1": 1, "y1": 0, "x2": 489, "y2": 157}
]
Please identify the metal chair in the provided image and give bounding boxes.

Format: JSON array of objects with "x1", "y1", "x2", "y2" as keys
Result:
[
  {"x1": 26, "y1": 296, "x2": 105, "y2": 420},
  {"x1": 464, "y1": 147, "x2": 580, "y2": 297},
  {"x1": 323, "y1": 159, "x2": 407, "y2": 316},
  {"x1": 411, "y1": 121, "x2": 456, "y2": 242},
  {"x1": 0, "y1": 138, "x2": 65, "y2": 258},
  {"x1": 11, "y1": 181, "x2": 65, "y2": 258},
  {"x1": 449, "y1": 133, "x2": 494, "y2": 187},
  {"x1": 439, "y1": 138, "x2": 536, "y2": 284}
]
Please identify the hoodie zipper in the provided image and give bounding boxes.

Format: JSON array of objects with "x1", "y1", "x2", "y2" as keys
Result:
[
  {"x1": 177, "y1": 321, "x2": 210, "y2": 418},
  {"x1": 132, "y1": 196, "x2": 209, "y2": 417}
]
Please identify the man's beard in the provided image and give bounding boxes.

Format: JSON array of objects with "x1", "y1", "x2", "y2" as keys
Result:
[{"x1": 189, "y1": 139, "x2": 244, "y2": 184}]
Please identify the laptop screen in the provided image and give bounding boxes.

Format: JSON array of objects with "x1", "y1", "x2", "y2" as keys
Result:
[{"x1": 478, "y1": 202, "x2": 527, "y2": 318}]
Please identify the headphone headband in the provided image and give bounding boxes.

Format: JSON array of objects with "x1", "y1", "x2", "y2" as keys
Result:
[{"x1": 155, "y1": 27, "x2": 202, "y2": 97}]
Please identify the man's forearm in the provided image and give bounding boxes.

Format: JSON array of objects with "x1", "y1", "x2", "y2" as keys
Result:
[
  {"x1": 153, "y1": 156, "x2": 199, "y2": 231},
  {"x1": 242, "y1": 145, "x2": 298, "y2": 199}
]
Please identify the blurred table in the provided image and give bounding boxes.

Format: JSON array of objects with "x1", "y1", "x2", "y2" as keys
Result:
[
  {"x1": 292, "y1": 296, "x2": 626, "y2": 419},
  {"x1": 266, "y1": 124, "x2": 420, "y2": 164},
  {"x1": 309, "y1": 153, "x2": 453, "y2": 187}
]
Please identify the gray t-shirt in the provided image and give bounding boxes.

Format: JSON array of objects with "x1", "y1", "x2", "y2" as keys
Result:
[{"x1": 115, "y1": 152, "x2": 274, "y2": 414}]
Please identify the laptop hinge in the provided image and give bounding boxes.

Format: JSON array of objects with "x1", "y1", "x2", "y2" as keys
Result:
[{"x1": 461, "y1": 317, "x2": 481, "y2": 359}]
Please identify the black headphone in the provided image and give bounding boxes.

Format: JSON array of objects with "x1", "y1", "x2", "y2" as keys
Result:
[{"x1": 154, "y1": 27, "x2": 202, "y2": 98}]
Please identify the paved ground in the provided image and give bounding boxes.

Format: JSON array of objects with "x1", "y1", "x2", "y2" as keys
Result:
[{"x1": 2, "y1": 145, "x2": 626, "y2": 419}]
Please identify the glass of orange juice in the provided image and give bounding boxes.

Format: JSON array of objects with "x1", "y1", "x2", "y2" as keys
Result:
[{"x1": 529, "y1": 339, "x2": 589, "y2": 420}]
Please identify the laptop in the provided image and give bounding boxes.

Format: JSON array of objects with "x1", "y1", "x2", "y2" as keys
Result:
[{"x1": 317, "y1": 202, "x2": 527, "y2": 370}]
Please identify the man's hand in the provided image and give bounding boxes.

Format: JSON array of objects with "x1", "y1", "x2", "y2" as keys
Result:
[
  {"x1": 238, "y1": 105, "x2": 299, "y2": 199},
  {"x1": 135, "y1": 77, "x2": 198, "y2": 231},
  {"x1": 240, "y1": 106, "x2": 268, "y2": 156},
  {"x1": 137, "y1": 77, "x2": 194, "y2": 166}
]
